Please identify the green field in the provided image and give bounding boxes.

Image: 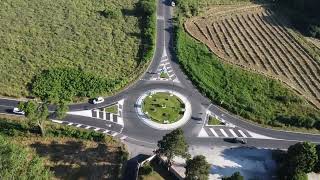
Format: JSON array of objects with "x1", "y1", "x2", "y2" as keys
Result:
[
  {"x1": 142, "y1": 92, "x2": 184, "y2": 123},
  {"x1": 175, "y1": 0, "x2": 320, "y2": 130},
  {"x1": 0, "y1": 0, "x2": 154, "y2": 99}
]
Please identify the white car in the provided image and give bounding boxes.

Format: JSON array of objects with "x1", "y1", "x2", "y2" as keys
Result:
[
  {"x1": 171, "y1": 1, "x2": 175, "y2": 7},
  {"x1": 13, "y1": 107, "x2": 25, "y2": 115},
  {"x1": 92, "y1": 97, "x2": 104, "y2": 104}
]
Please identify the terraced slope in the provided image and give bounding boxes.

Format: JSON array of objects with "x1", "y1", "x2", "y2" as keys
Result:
[{"x1": 185, "y1": 5, "x2": 320, "y2": 108}]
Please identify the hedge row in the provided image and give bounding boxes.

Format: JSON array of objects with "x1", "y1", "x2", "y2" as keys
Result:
[{"x1": 31, "y1": 68, "x2": 121, "y2": 102}]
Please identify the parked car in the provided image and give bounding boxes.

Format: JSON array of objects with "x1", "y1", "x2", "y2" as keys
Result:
[
  {"x1": 12, "y1": 107, "x2": 25, "y2": 115},
  {"x1": 92, "y1": 97, "x2": 104, "y2": 104},
  {"x1": 171, "y1": 1, "x2": 175, "y2": 7}
]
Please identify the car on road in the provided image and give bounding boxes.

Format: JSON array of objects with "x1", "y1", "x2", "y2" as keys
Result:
[
  {"x1": 92, "y1": 97, "x2": 104, "y2": 104},
  {"x1": 12, "y1": 107, "x2": 25, "y2": 115},
  {"x1": 225, "y1": 138, "x2": 247, "y2": 144},
  {"x1": 171, "y1": 1, "x2": 175, "y2": 7}
]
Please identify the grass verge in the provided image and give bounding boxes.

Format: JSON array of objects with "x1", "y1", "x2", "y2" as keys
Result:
[
  {"x1": 105, "y1": 104, "x2": 119, "y2": 114},
  {"x1": 208, "y1": 116, "x2": 224, "y2": 126}
]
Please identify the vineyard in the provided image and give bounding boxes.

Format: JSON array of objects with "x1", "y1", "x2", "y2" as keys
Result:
[{"x1": 185, "y1": 5, "x2": 320, "y2": 108}]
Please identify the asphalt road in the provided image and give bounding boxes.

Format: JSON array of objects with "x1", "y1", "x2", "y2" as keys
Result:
[{"x1": 0, "y1": 0, "x2": 320, "y2": 149}]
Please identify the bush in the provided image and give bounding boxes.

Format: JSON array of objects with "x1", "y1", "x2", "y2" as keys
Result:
[
  {"x1": 31, "y1": 68, "x2": 119, "y2": 102},
  {"x1": 46, "y1": 125, "x2": 107, "y2": 142},
  {"x1": 139, "y1": 162, "x2": 153, "y2": 175},
  {"x1": 292, "y1": 172, "x2": 308, "y2": 180},
  {"x1": 137, "y1": 0, "x2": 157, "y2": 63},
  {"x1": 222, "y1": 172, "x2": 244, "y2": 180}
]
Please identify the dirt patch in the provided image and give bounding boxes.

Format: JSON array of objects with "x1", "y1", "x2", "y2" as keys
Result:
[{"x1": 185, "y1": 4, "x2": 320, "y2": 108}]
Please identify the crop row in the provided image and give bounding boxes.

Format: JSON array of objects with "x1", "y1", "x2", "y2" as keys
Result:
[{"x1": 187, "y1": 9, "x2": 320, "y2": 106}]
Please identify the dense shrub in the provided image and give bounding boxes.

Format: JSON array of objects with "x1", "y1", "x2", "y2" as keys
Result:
[
  {"x1": 175, "y1": 18, "x2": 320, "y2": 129},
  {"x1": 137, "y1": 0, "x2": 157, "y2": 63},
  {"x1": 139, "y1": 163, "x2": 153, "y2": 175},
  {"x1": 46, "y1": 124, "x2": 107, "y2": 142},
  {"x1": 31, "y1": 68, "x2": 120, "y2": 102}
]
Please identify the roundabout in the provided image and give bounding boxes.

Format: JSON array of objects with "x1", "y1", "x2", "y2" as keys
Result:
[{"x1": 135, "y1": 89, "x2": 192, "y2": 130}]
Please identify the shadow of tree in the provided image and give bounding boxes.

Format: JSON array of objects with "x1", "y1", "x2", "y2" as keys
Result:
[
  {"x1": 210, "y1": 146, "x2": 277, "y2": 180},
  {"x1": 31, "y1": 140, "x2": 124, "y2": 180}
]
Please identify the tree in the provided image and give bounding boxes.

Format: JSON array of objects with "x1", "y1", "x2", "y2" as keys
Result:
[
  {"x1": 0, "y1": 135, "x2": 52, "y2": 179},
  {"x1": 55, "y1": 101, "x2": 69, "y2": 119},
  {"x1": 19, "y1": 100, "x2": 49, "y2": 136},
  {"x1": 222, "y1": 172, "x2": 244, "y2": 180},
  {"x1": 286, "y1": 142, "x2": 318, "y2": 174},
  {"x1": 157, "y1": 128, "x2": 190, "y2": 166},
  {"x1": 185, "y1": 155, "x2": 210, "y2": 180}
]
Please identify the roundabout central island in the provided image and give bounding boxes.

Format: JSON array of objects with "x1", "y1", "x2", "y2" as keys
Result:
[{"x1": 135, "y1": 89, "x2": 192, "y2": 130}]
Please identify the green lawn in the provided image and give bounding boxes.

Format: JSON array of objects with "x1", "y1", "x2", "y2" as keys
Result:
[
  {"x1": 0, "y1": 0, "x2": 153, "y2": 98},
  {"x1": 175, "y1": 1, "x2": 320, "y2": 130},
  {"x1": 104, "y1": 104, "x2": 118, "y2": 114},
  {"x1": 160, "y1": 72, "x2": 169, "y2": 79},
  {"x1": 208, "y1": 116, "x2": 224, "y2": 125},
  {"x1": 142, "y1": 92, "x2": 184, "y2": 123}
]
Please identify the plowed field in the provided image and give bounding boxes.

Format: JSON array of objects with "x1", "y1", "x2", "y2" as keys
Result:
[{"x1": 185, "y1": 5, "x2": 320, "y2": 108}]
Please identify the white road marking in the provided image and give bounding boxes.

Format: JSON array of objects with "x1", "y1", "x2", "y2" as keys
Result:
[
  {"x1": 51, "y1": 120, "x2": 63, "y2": 124},
  {"x1": 198, "y1": 128, "x2": 209, "y2": 137},
  {"x1": 120, "y1": 136, "x2": 127, "y2": 140},
  {"x1": 220, "y1": 129, "x2": 228, "y2": 137},
  {"x1": 103, "y1": 130, "x2": 110, "y2": 133},
  {"x1": 209, "y1": 128, "x2": 219, "y2": 137},
  {"x1": 238, "y1": 130, "x2": 247, "y2": 138},
  {"x1": 229, "y1": 129, "x2": 238, "y2": 137}
]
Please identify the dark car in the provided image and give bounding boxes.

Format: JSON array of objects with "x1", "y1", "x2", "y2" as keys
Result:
[{"x1": 225, "y1": 138, "x2": 247, "y2": 144}]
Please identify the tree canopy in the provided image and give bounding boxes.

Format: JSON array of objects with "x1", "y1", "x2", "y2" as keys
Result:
[
  {"x1": 19, "y1": 101, "x2": 49, "y2": 136},
  {"x1": 157, "y1": 128, "x2": 190, "y2": 165},
  {"x1": 185, "y1": 155, "x2": 210, "y2": 180},
  {"x1": 0, "y1": 135, "x2": 52, "y2": 179},
  {"x1": 222, "y1": 172, "x2": 244, "y2": 180}
]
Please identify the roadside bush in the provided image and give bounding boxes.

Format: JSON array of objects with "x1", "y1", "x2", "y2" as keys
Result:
[
  {"x1": 139, "y1": 162, "x2": 153, "y2": 175},
  {"x1": 46, "y1": 125, "x2": 106, "y2": 142},
  {"x1": 291, "y1": 172, "x2": 308, "y2": 180},
  {"x1": 222, "y1": 172, "x2": 244, "y2": 180},
  {"x1": 137, "y1": 0, "x2": 157, "y2": 63},
  {"x1": 31, "y1": 68, "x2": 120, "y2": 102},
  {"x1": 0, "y1": 117, "x2": 110, "y2": 142}
]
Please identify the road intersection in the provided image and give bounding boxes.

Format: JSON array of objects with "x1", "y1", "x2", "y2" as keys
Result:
[{"x1": 0, "y1": 0, "x2": 320, "y2": 150}]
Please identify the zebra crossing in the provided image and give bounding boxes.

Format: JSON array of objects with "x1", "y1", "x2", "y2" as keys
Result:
[
  {"x1": 51, "y1": 119, "x2": 126, "y2": 140},
  {"x1": 200, "y1": 126, "x2": 252, "y2": 138}
]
